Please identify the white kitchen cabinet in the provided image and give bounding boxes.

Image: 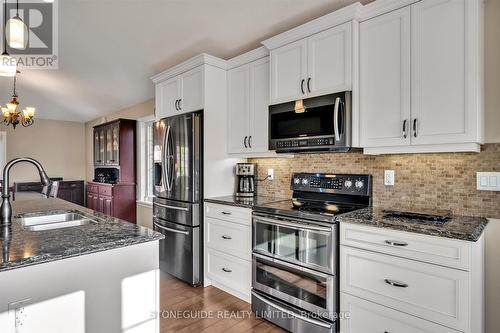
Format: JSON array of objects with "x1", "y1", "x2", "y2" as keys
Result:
[
  {"x1": 270, "y1": 39, "x2": 307, "y2": 104},
  {"x1": 204, "y1": 202, "x2": 252, "y2": 302},
  {"x1": 359, "y1": 0, "x2": 483, "y2": 154},
  {"x1": 155, "y1": 77, "x2": 179, "y2": 119},
  {"x1": 154, "y1": 66, "x2": 204, "y2": 119},
  {"x1": 410, "y1": 0, "x2": 478, "y2": 146},
  {"x1": 359, "y1": 7, "x2": 411, "y2": 148},
  {"x1": 179, "y1": 66, "x2": 204, "y2": 113},
  {"x1": 340, "y1": 222, "x2": 485, "y2": 333},
  {"x1": 227, "y1": 56, "x2": 270, "y2": 154},
  {"x1": 269, "y1": 22, "x2": 353, "y2": 105},
  {"x1": 227, "y1": 64, "x2": 250, "y2": 153},
  {"x1": 341, "y1": 293, "x2": 458, "y2": 333},
  {"x1": 307, "y1": 22, "x2": 352, "y2": 98}
]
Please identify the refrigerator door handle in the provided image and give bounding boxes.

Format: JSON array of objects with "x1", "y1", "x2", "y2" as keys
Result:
[
  {"x1": 154, "y1": 202, "x2": 189, "y2": 211},
  {"x1": 161, "y1": 124, "x2": 170, "y2": 192},
  {"x1": 164, "y1": 125, "x2": 173, "y2": 192}
]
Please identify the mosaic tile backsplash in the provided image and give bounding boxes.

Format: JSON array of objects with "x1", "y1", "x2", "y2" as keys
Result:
[{"x1": 250, "y1": 143, "x2": 500, "y2": 218}]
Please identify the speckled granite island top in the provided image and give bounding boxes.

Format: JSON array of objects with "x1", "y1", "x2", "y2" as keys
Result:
[
  {"x1": 204, "y1": 195, "x2": 287, "y2": 208},
  {"x1": 0, "y1": 197, "x2": 164, "y2": 272},
  {"x1": 337, "y1": 207, "x2": 488, "y2": 242}
]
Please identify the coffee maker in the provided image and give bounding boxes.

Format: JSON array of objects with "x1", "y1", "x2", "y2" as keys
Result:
[{"x1": 235, "y1": 163, "x2": 256, "y2": 197}]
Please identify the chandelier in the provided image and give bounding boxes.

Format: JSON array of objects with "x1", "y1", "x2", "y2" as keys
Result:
[{"x1": 1, "y1": 73, "x2": 35, "y2": 128}]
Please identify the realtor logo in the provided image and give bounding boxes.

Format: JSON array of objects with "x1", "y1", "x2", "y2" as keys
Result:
[{"x1": 2, "y1": 0, "x2": 59, "y2": 69}]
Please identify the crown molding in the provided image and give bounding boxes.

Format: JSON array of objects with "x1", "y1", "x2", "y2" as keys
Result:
[
  {"x1": 358, "y1": 0, "x2": 420, "y2": 21},
  {"x1": 226, "y1": 46, "x2": 269, "y2": 69},
  {"x1": 261, "y1": 2, "x2": 363, "y2": 50},
  {"x1": 151, "y1": 53, "x2": 227, "y2": 83}
]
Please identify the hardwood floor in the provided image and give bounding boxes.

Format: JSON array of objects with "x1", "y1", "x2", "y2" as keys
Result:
[{"x1": 159, "y1": 272, "x2": 286, "y2": 332}]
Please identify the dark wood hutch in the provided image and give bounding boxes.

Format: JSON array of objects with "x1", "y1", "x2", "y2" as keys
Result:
[{"x1": 87, "y1": 119, "x2": 136, "y2": 223}]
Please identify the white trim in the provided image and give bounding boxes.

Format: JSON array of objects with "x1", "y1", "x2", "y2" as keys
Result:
[
  {"x1": 0, "y1": 131, "x2": 6, "y2": 179},
  {"x1": 363, "y1": 143, "x2": 481, "y2": 155},
  {"x1": 261, "y1": 3, "x2": 363, "y2": 50},
  {"x1": 136, "y1": 118, "x2": 155, "y2": 204},
  {"x1": 151, "y1": 53, "x2": 226, "y2": 83},
  {"x1": 136, "y1": 200, "x2": 153, "y2": 208},
  {"x1": 226, "y1": 47, "x2": 269, "y2": 69}
]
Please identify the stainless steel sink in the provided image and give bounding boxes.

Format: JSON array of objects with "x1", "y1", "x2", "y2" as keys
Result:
[{"x1": 16, "y1": 211, "x2": 98, "y2": 231}]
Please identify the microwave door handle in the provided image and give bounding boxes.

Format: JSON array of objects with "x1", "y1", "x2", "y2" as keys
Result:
[{"x1": 334, "y1": 97, "x2": 341, "y2": 142}]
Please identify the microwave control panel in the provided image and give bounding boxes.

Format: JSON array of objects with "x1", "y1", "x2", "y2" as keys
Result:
[{"x1": 276, "y1": 137, "x2": 335, "y2": 149}]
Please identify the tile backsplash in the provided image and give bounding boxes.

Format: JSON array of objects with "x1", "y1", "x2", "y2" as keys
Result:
[{"x1": 250, "y1": 143, "x2": 500, "y2": 218}]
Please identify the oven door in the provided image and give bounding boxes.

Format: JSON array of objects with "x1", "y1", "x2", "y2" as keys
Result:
[
  {"x1": 253, "y1": 213, "x2": 336, "y2": 275},
  {"x1": 252, "y1": 253, "x2": 336, "y2": 320}
]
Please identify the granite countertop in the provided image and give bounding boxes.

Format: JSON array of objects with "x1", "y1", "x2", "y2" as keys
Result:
[
  {"x1": 204, "y1": 195, "x2": 287, "y2": 208},
  {"x1": 0, "y1": 198, "x2": 164, "y2": 273},
  {"x1": 337, "y1": 207, "x2": 488, "y2": 242}
]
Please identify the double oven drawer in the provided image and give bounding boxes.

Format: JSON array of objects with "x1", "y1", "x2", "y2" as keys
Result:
[
  {"x1": 253, "y1": 213, "x2": 336, "y2": 275},
  {"x1": 252, "y1": 212, "x2": 338, "y2": 322}
]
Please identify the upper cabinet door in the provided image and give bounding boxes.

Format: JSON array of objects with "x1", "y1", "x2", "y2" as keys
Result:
[
  {"x1": 359, "y1": 7, "x2": 411, "y2": 147},
  {"x1": 249, "y1": 57, "x2": 270, "y2": 153},
  {"x1": 410, "y1": 0, "x2": 478, "y2": 145},
  {"x1": 227, "y1": 64, "x2": 251, "y2": 154},
  {"x1": 156, "y1": 77, "x2": 179, "y2": 120},
  {"x1": 307, "y1": 22, "x2": 352, "y2": 97},
  {"x1": 270, "y1": 39, "x2": 308, "y2": 105},
  {"x1": 94, "y1": 130, "x2": 103, "y2": 165},
  {"x1": 179, "y1": 66, "x2": 204, "y2": 113}
]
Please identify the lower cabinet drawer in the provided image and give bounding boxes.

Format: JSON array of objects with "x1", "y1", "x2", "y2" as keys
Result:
[
  {"x1": 206, "y1": 217, "x2": 251, "y2": 261},
  {"x1": 207, "y1": 249, "x2": 251, "y2": 298},
  {"x1": 341, "y1": 246, "x2": 469, "y2": 331},
  {"x1": 340, "y1": 293, "x2": 459, "y2": 333},
  {"x1": 205, "y1": 203, "x2": 251, "y2": 225}
]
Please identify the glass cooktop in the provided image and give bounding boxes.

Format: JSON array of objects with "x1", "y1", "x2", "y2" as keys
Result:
[{"x1": 254, "y1": 199, "x2": 365, "y2": 223}]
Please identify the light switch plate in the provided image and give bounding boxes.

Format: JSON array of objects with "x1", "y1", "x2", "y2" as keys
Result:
[
  {"x1": 384, "y1": 170, "x2": 395, "y2": 186},
  {"x1": 476, "y1": 172, "x2": 500, "y2": 191}
]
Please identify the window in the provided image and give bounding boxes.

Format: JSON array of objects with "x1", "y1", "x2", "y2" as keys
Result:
[{"x1": 137, "y1": 116, "x2": 155, "y2": 204}]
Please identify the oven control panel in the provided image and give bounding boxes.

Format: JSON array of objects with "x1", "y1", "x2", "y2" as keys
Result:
[{"x1": 291, "y1": 173, "x2": 371, "y2": 196}]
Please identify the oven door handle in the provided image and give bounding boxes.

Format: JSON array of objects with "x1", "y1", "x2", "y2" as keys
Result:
[
  {"x1": 253, "y1": 215, "x2": 332, "y2": 233},
  {"x1": 253, "y1": 253, "x2": 330, "y2": 279},
  {"x1": 252, "y1": 292, "x2": 333, "y2": 329}
]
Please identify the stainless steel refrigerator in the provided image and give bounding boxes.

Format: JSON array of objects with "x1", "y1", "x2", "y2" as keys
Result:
[{"x1": 152, "y1": 112, "x2": 203, "y2": 285}]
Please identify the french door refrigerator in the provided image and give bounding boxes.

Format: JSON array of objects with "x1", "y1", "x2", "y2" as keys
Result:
[{"x1": 153, "y1": 111, "x2": 203, "y2": 285}]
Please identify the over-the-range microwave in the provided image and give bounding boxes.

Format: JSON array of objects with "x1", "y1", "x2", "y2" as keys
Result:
[{"x1": 269, "y1": 91, "x2": 351, "y2": 153}]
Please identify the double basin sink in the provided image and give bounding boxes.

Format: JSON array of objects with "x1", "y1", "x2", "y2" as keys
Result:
[{"x1": 15, "y1": 211, "x2": 98, "y2": 231}]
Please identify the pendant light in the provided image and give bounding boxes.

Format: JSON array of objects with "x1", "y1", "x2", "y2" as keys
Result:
[
  {"x1": 0, "y1": 0, "x2": 17, "y2": 77},
  {"x1": 6, "y1": 0, "x2": 27, "y2": 49}
]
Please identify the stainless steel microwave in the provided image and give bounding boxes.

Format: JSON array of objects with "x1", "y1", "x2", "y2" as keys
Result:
[{"x1": 269, "y1": 92, "x2": 351, "y2": 153}]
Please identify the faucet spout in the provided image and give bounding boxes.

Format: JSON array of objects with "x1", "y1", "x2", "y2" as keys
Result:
[{"x1": 1, "y1": 158, "x2": 50, "y2": 227}]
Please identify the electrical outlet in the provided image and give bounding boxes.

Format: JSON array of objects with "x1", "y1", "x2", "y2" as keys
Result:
[
  {"x1": 9, "y1": 298, "x2": 31, "y2": 329},
  {"x1": 384, "y1": 170, "x2": 395, "y2": 186},
  {"x1": 267, "y1": 169, "x2": 274, "y2": 181}
]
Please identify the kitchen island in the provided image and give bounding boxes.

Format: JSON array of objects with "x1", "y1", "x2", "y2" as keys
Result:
[{"x1": 0, "y1": 197, "x2": 163, "y2": 333}]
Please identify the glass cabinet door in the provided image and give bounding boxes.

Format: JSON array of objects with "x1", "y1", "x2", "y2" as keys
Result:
[
  {"x1": 94, "y1": 130, "x2": 102, "y2": 165},
  {"x1": 105, "y1": 125, "x2": 113, "y2": 164},
  {"x1": 111, "y1": 122, "x2": 120, "y2": 165}
]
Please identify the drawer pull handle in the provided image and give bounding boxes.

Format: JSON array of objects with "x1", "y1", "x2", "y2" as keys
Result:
[
  {"x1": 221, "y1": 211, "x2": 232, "y2": 215},
  {"x1": 221, "y1": 235, "x2": 232, "y2": 240},
  {"x1": 222, "y1": 268, "x2": 232, "y2": 273},
  {"x1": 385, "y1": 240, "x2": 408, "y2": 247},
  {"x1": 384, "y1": 279, "x2": 408, "y2": 288}
]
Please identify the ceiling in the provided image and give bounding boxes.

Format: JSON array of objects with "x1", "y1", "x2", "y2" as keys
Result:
[{"x1": 0, "y1": 0, "x2": 371, "y2": 122}]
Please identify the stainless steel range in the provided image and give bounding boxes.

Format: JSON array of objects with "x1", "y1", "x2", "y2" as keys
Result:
[{"x1": 251, "y1": 173, "x2": 372, "y2": 333}]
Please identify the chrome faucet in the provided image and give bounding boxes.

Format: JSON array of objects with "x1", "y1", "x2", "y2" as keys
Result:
[{"x1": 0, "y1": 158, "x2": 50, "y2": 227}]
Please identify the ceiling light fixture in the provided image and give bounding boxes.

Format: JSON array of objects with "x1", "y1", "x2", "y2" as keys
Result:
[
  {"x1": 6, "y1": 0, "x2": 27, "y2": 49},
  {"x1": 1, "y1": 72, "x2": 35, "y2": 129},
  {"x1": 0, "y1": 0, "x2": 16, "y2": 76}
]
